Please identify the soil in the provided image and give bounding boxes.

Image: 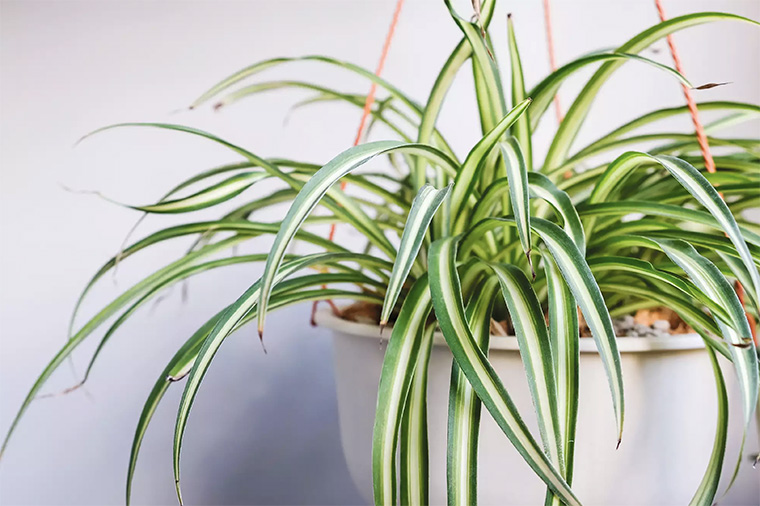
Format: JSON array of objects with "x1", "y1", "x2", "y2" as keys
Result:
[{"x1": 332, "y1": 302, "x2": 695, "y2": 337}]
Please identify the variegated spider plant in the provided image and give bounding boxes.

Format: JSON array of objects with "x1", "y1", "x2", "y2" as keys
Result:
[{"x1": 3, "y1": 2, "x2": 759, "y2": 505}]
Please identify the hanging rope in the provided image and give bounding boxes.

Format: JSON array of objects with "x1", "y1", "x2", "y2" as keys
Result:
[
  {"x1": 542, "y1": 0, "x2": 563, "y2": 124},
  {"x1": 311, "y1": 0, "x2": 406, "y2": 323},
  {"x1": 654, "y1": 0, "x2": 756, "y2": 343},
  {"x1": 654, "y1": 0, "x2": 715, "y2": 173},
  {"x1": 328, "y1": 0, "x2": 405, "y2": 242}
]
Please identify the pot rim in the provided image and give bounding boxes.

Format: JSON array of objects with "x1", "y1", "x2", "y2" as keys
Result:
[{"x1": 315, "y1": 309, "x2": 706, "y2": 353}]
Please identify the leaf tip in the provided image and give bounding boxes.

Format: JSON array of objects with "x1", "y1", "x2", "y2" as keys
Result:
[
  {"x1": 616, "y1": 437, "x2": 622, "y2": 450},
  {"x1": 379, "y1": 321, "x2": 387, "y2": 335},
  {"x1": 693, "y1": 81, "x2": 732, "y2": 90},
  {"x1": 526, "y1": 250, "x2": 536, "y2": 281},
  {"x1": 258, "y1": 333, "x2": 268, "y2": 355},
  {"x1": 173, "y1": 475, "x2": 185, "y2": 506}
]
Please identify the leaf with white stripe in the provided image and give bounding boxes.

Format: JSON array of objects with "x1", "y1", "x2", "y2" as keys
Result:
[
  {"x1": 689, "y1": 345, "x2": 729, "y2": 506},
  {"x1": 257, "y1": 140, "x2": 458, "y2": 338},
  {"x1": 651, "y1": 238, "x2": 757, "y2": 435},
  {"x1": 173, "y1": 252, "x2": 389, "y2": 503},
  {"x1": 460, "y1": 217, "x2": 624, "y2": 444},
  {"x1": 471, "y1": 173, "x2": 585, "y2": 255},
  {"x1": 380, "y1": 183, "x2": 451, "y2": 328},
  {"x1": 487, "y1": 263, "x2": 563, "y2": 474},
  {"x1": 500, "y1": 138, "x2": 532, "y2": 269},
  {"x1": 372, "y1": 276, "x2": 432, "y2": 506},
  {"x1": 447, "y1": 278, "x2": 499, "y2": 506},
  {"x1": 428, "y1": 236, "x2": 580, "y2": 506},
  {"x1": 489, "y1": 264, "x2": 564, "y2": 473},
  {"x1": 399, "y1": 323, "x2": 435, "y2": 506},
  {"x1": 544, "y1": 12, "x2": 758, "y2": 170},
  {"x1": 126, "y1": 172, "x2": 268, "y2": 214},
  {"x1": 589, "y1": 151, "x2": 760, "y2": 306},
  {"x1": 507, "y1": 14, "x2": 532, "y2": 171},
  {"x1": 450, "y1": 99, "x2": 532, "y2": 225},
  {"x1": 542, "y1": 251, "x2": 579, "y2": 505}
]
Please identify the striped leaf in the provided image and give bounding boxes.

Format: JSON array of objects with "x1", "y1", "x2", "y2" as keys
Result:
[
  {"x1": 372, "y1": 276, "x2": 432, "y2": 506},
  {"x1": 500, "y1": 138, "x2": 532, "y2": 265},
  {"x1": 413, "y1": 0, "x2": 496, "y2": 189},
  {"x1": 461, "y1": 217, "x2": 624, "y2": 444},
  {"x1": 507, "y1": 15, "x2": 532, "y2": 170},
  {"x1": 447, "y1": 278, "x2": 499, "y2": 506},
  {"x1": 380, "y1": 183, "x2": 451, "y2": 327},
  {"x1": 589, "y1": 151, "x2": 760, "y2": 305},
  {"x1": 651, "y1": 238, "x2": 757, "y2": 435},
  {"x1": 487, "y1": 263, "x2": 564, "y2": 477},
  {"x1": 471, "y1": 173, "x2": 585, "y2": 255},
  {"x1": 428, "y1": 236, "x2": 580, "y2": 506},
  {"x1": 257, "y1": 140, "x2": 457, "y2": 337},
  {"x1": 125, "y1": 172, "x2": 267, "y2": 214},
  {"x1": 450, "y1": 99, "x2": 532, "y2": 226},
  {"x1": 529, "y1": 51, "x2": 693, "y2": 131},
  {"x1": 172, "y1": 252, "x2": 391, "y2": 503},
  {"x1": 443, "y1": 0, "x2": 506, "y2": 134},
  {"x1": 399, "y1": 324, "x2": 435, "y2": 506},
  {"x1": 542, "y1": 252, "x2": 579, "y2": 505},
  {"x1": 544, "y1": 12, "x2": 758, "y2": 170},
  {"x1": 688, "y1": 346, "x2": 729, "y2": 506}
]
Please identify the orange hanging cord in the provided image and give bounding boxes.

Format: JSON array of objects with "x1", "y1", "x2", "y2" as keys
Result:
[
  {"x1": 542, "y1": 0, "x2": 563, "y2": 124},
  {"x1": 311, "y1": 0, "x2": 406, "y2": 324},
  {"x1": 654, "y1": 0, "x2": 757, "y2": 344}
]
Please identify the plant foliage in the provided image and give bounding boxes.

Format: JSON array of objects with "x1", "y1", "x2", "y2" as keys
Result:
[{"x1": 3, "y1": 2, "x2": 759, "y2": 505}]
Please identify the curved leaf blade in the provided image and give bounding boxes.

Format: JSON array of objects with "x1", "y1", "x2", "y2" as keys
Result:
[{"x1": 380, "y1": 183, "x2": 451, "y2": 327}]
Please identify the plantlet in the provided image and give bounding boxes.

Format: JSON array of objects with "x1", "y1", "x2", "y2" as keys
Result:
[{"x1": 2, "y1": 1, "x2": 759, "y2": 505}]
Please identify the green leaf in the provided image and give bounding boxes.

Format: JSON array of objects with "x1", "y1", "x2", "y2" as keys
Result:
[
  {"x1": 124, "y1": 172, "x2": 268, "y2": 214},
  {"x1": 447, "y1": 278, "x2": 498, "y2": 506},
  {"x1": 428, "y1": 236, "x2": 579, "y2": 506},
  {"x1": 0, "y1": 236, "x2": 247, "y2": 459},
  {"x1": 172, "y1": 252, "x2": 389, "y2": 503},
  {"x1": 380, "y1": 183, "x2": 451, "y2": 327},
  {"x1": 651, "y1": 239, "x2": 757, "y2": 435},
  {"x1": 443, "y1": 0, "x2": 506, "y2": 134},
  {"x1": 588, "y1": 152, "x2": 760, "y2": 306},
  {"x1": 587, "y1": 256, "x2": 731, "y2": 325},
  {"x1": 472, "y1": 173, "x2": 585, "y2": 255},
  {"x1": 413, "y1": 0, "x2": 496, "y2": 189},
  {"x1": 544, "y1": 12, "x2": 759, "y2": 170},
  {"x1": 688, "y1": 346, "x2": 729, "y2": 506},
  {"x1": 507, "y1": 15, "x2": 532, "y2": 171},
  {"x1": 542, "y1": 252, "x2": 579, "y2": 502},
  {"x1": 257, "y1": 140, "x2": 457, "y2": 337},
  {"x1": 126, "y1": 309, "x2": 223, "y2": 505},
  {"x1": 500, "y1": 138, "x2": 532, "y2": 265},
  {"x1": 399, "y1": 324, "x2": 435, "y2": 506},
  {"x1": 450, "y1": 99, "x2": 532, "y2": 227},
  {"x1": 461, "y1": 217, "x2": 624, "y2": 444},
  {"x1": 487, "y1": 263, "x2": 563, "y2": 476},
  {"x1": 372, "y1": 276, "x2": 432, "y2": 506},
  {"x1": 580, "y1": 201, "x2": 760, "y2": 249},
  {"x1": 530, "y1": 51, "x2": 694, "y2": 132},
  {"x1": 579, "y1": 101, "x2": 760, "y2": 156},
  {"x1": 80, "y1": 123, "x2": 396, "y2": 257}
]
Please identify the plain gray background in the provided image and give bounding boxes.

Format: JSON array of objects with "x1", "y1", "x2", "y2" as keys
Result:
[{"x1": 1, "y1": 0, "x2": 759, "y2": 505}]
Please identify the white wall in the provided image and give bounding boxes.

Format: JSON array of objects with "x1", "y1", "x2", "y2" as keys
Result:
[{"x1": 0, "y1": 1, "x2": 758, "y2": 505}]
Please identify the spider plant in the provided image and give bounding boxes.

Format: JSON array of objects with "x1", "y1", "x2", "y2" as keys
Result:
[{"x1": 3, "y1": 1, "x2": 759, "y2": 505}]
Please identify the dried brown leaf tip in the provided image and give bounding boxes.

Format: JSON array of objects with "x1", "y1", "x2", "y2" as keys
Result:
[
  {"x1": 693, "y1": 82, "x2": 732, "y2": 90},
  {"x1": 470, "y1": 0, "x2": 494, "y2": 60}
]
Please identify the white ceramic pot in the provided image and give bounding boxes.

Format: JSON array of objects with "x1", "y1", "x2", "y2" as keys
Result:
[{"x1": 317, "y1": 310, "x2": 760, "y2": 506}]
